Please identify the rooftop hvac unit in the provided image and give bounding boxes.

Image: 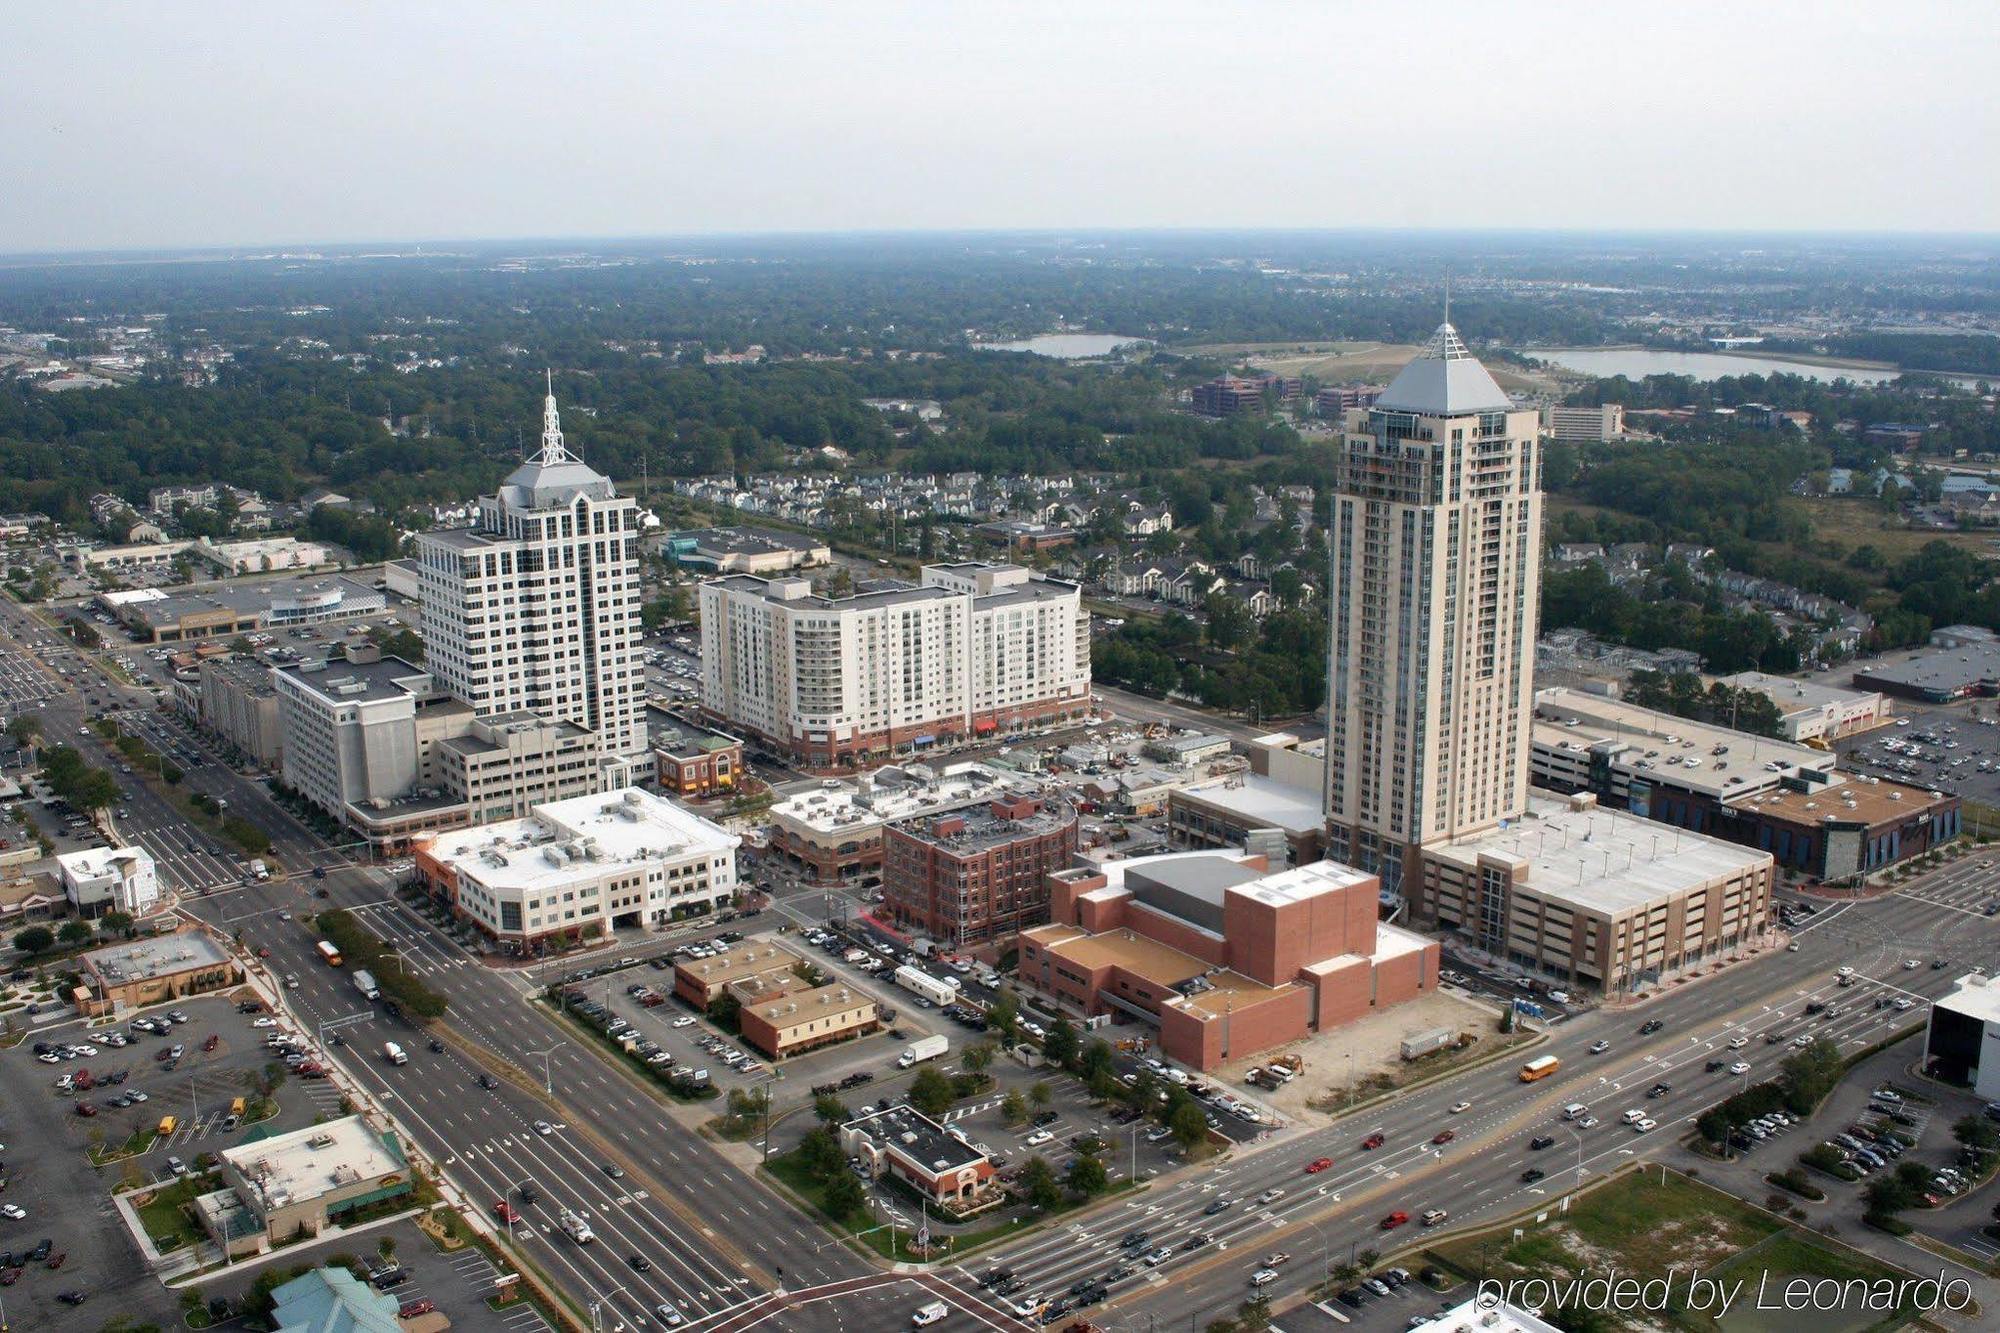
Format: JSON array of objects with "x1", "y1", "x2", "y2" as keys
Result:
[{"x1": 900, "y1": 1131, "x2": 919, "y2": 1145}]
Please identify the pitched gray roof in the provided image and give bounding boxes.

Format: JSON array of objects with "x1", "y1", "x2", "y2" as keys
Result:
[{"x1": 1376, "y1": 322, "x2": 1512, "y2": 416}]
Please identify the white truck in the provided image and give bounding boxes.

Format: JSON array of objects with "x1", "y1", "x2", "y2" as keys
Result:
[
  {"x1": 897, "y1": 1033, "x2": 950, "y2": 1069},
  {"x1": 383, "y1": 1041, "x2": 408, "y2": 1066},
  {"x1": 248, "y1": 859, "x2": 270, "y2": 882},
  {"x1": 353, "y1": 969, "x2": 381, "y2": 1001},
  {"x1": 894, "y1": 964, "x2": 959, "y2": 1007}
]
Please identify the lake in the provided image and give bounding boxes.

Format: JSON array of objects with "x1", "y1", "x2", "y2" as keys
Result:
[
  {"x1": 1533, "y1": 347, "x2": 1987, "y2": 390},
  {"x1": 975, "y1": 333, "x2": 1149, "y2": 359}
]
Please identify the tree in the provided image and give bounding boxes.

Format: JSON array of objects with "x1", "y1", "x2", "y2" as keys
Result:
[
  {"x1": 58, "y1": 920, "x2": 94, "y2": 945},
  {"x1": 909, "y1": 1067, "x2": 956, "y2": 1118},
  {"x1": 1066, "y1": 1152, "x2": 1109, "y2": 1198},
  {"x1": 100, "y1": 910, "x2": 135, "y2": 937},
  {"x1": 987, "y1": 992, "x2": 1018, "y2": 1039},
  {"x1": 798, "y1": 1126, "x2": 843, "y2": 1180},
  {"x1": 1019, "y1": 1156, "x2": 1062, "y2": 1210},
  {"x1": 6, "y1": 714, "x2": 40, "y2": 746},
  {"x1": 1088, "y1": 1068, "x2": 1119, "y2": 1103},
  {"x1": 1029, "y1": 1081, "x2": 1053, "y2": 1110},
  {"x1": 1043, "y1": 1016, "x2": 1079, "y2": 1068},
  {"x1": 812, "y1": 1093, "x2": 850, "y2": 1125},
  {"x1": 707, "y1": 993, "x2": 741, "y2": 1030},
  {"x1": 1170, "y1": 1099, "x2": 1209, "y2": 1154},
  {"x1": 961, "y1": 1042, "x2": 995, "y2": 1077},
  {"x1": 821, "y1": 1169, "x2": 867, "y2": 1223},
  {"x1": 1079, "y1": 1038, "x2": 1116, "y2": 1082},
  {"x1": 1203, "y1": 592, "x2": 1251, "y2": 650},
  {"x1": 1001, "y1": 1089, "x2": 1028, "y2": 1124},
  {"x1": 1953, "y1": 1114, "x2": 2000, "y2": 1154},
  {"x1": 11, "y1": 925, "x2": 53, "y2": 955}
]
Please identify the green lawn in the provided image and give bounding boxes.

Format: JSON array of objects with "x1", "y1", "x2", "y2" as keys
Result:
[
  {"x1": 1709, "y1": 1233, "x2": 1918, "y2": 1333},
  {"x1": 135, "y1": 1174, "x2": 212, "y2": 1251}
]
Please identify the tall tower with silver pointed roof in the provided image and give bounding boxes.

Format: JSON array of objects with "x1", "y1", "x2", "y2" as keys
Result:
[
  {"x1": 416, "y1": 375, "x2": 645, "y2": 775},
  {"x1": 1322, "y1": 323, "x2": 1543, "y2": 895}
]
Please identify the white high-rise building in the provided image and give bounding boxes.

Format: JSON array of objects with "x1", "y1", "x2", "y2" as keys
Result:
[
  {"x1": 700, "y1": 561, "x2": 1090, "y2": 767},
  {"x1": 416, "y1": 378, "x2": 646, "y2": 782},
  {"x1": 1323, "y1": 323, "x2": 1543, "y2": 894}
]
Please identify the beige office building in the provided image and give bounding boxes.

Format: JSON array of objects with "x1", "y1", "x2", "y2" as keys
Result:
[{"x1": 1324, "y1": 323, "x2": 1543, "y2": 894}]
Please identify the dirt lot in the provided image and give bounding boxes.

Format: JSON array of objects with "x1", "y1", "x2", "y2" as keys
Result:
[{"x1": 1209, "y1": 988, "x2": 1508, "y2": 1126}]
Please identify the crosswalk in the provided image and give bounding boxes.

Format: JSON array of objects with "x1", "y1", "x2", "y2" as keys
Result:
[
  {"x1": 127, "y1": 824, "x2": 243, "y2": 894},
  {"x1": 347, "y1": 900, "x2": 478, "y2": 976},
  {"x1": 942, "y1": 1098, "x2": 1002, "y2": 1124}
]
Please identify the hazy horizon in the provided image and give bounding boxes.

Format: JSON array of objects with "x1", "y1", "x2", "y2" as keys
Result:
[{"x1": 5, "y1": 0, "x2": 1997, "y2": 252}]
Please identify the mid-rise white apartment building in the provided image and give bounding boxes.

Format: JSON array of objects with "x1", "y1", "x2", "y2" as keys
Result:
[
  {"x1": 1324, "y1": 323, "x2": 1544, "y2": 894},
  {"x1": 416, "y1": 379, "x2": 645, "y2": 781},
  {"x1": 699, "y1": 561, "x2": 1090, "y2": 767},
  {"x1": 413, "y1": 788, "x2": 738, "y2": 946},
  {"x1": 1542, "y1": 402, "x2": 1625, "y2": 442}
]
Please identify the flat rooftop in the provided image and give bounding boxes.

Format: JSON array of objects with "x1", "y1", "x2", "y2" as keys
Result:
[
  {"x1": 1025, "y1": 922, "x2": 1294, "y2": 1017},
  {"x1": 679, "y1": 940, "x2": 801, "y2": 990},
  {"x1": 1426, "y1": 793, "x2": 1771, "y2": 918},
  {"x1": 273, "y1": 654, "x2": 432, "y2": 705},
  {"x1": 745, "y1": 980, "x2": 874, "y2": 1024},
  {"x1": 1533, "y1": 686, "x2": 1830, "y2": 799},
  {"x1": 771, "y1": 762, "x2": 1034, "y2": 835},
  {"x1": 1715, "y1": 670, "x2": 1883, "y2": 715},
  {"x1": 422, "y1": 787, "x2": 735, "y2": 891},
  {"x1": 892, "y1": 797, "x2": 1075, "y2": 854},
  {"x1": 675, "y1": 526, "x2": 826, "y2": 555},
  {"x1": 1937, "y1": 974, "x2": 2000, "y2": 1026},
  {"x1": 1738, "y1": 773, "x2": 1950, "y2": 826},
  {"x1": 1173, "y1": 773, "x2": 1326, "y2": 834},
  {"x1": 56, "y1": 845, "x2": 150, "y2": 881},
  {"x1": 83, "y1": 931, "x2": 230, "y2": 984},
  {"x1": 222, "y1": 1115, "x2": 405, "y2": 1212},
  {"x1": 123, "y1": 575, "x2": 382, "y2": 629},
  {"x1": 846, "y1": 1103, "x2": 985, "y2": 1176},
  {"x1": 1853, "y1": 642, "x2": 2000, "y2": 697}
]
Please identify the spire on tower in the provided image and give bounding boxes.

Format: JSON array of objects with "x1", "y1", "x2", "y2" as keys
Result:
[{"x1": 533, "y1": 369, "x2": 579, "y2": 464}]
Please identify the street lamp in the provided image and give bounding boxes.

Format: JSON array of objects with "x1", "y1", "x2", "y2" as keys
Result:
[
  {"x1": 587, "y1": 1285, "x2": 627, "y2": 1333},
  {"x1": 525, "y1": 1046, "x2": 559, "y2": 1096}
]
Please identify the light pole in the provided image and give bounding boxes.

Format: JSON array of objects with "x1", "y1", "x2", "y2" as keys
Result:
[
  {"x1": 587, "y1": 1285, "x2": 627, "y2": 1333},
  {"x1": 526, "y1": 1046, "x2": 559, "y2": 1096},
  {"x1": 1564, "y1": 1118, "x2": 1586, "y2": 1184}
]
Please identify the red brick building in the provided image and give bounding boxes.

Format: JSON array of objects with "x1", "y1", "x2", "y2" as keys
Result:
[
  {"x1": 1018, "y1": 851, "x2": 1438, "y2": 1071},
  {"x1": 882, "y1": 796, "x2": 1079, "y2": 947}
]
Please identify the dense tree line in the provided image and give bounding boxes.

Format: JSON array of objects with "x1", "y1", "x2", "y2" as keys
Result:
[{"x1": 1093, "y1": 608, "x2": 1326, "y2": 719}]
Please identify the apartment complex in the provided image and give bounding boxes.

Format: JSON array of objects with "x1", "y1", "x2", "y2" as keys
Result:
[
  {"x1": 1324, "y1": 322, "x2": 1543, "y2": 894},
  {"x1": 699, "y1": 561, "x2": 1089, "y2": 768},
  {"x1": 881, "y1": 794, "x2": 1079, "y2": 946},
  {"x1": 1543, "y1": 402, "x2": 1625, "y2": 442},
  {"x1": 1019, "y1": 850, "x2": 1438, "y2": 1071},
  {"x1": 1414, "y1": 791, "x2": 1774, "y2": 993},
  {"x1": 198, "y1": 655, "x2": 283, "y2": 765},
  {"x1": 413, "y1": 789, "x2": 737, "y2": 949},
  {"x1": 767, "y1": 761, "x2": 1036, "y2": 884},
  {"x1": 416, "y1": 380, "x2": 645, "y2": 779}
]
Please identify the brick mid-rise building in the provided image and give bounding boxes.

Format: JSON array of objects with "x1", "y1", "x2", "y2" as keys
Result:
[
  {"x1": 1018, "y1": 850, "x2": 1438, "y2": 1071},
  {"x1": 882, "y1": 795, "x2": 1079, "y2": 947}
]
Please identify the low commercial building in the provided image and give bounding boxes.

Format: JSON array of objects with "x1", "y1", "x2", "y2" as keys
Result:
[
  {"x1": 1167, "y1": 773, "x2": 1326, "y2": 867},
  {"x1": 651, "y1": 715, "x2": 745, "y2": 798},
  {"x1": 191, "y1": 536, "x2": 336, "y2": 576},
  {"x1": 1852, "y1": 642, "x2": 2000, "y2": 703},
  {"x1": 767, "y1": 761, "x2": 1036, "y2": 885},
  {"x1": 664, "y1": 526, "x2": 830, "y2": 575},
  {"x1": 739, "y1": 981, "x2": 881, "y2": 1060},
  {"x1": 56, "y1": 845, "x2": 160, "y2": 916},
  {"x1": 267, "y1": 1268, "x2": 408, "y2": 1333},
  {"x1": 415, "y1": 789, "x2": 737, "y2": 951},
  {"x1": 840, "y1": 1104, "x2": 996, "y2": 1206},
  {"x1": 203, "y1": 1116, "x2": 411, "y2": 1257},
  {"x1": 198, "y1": 655, "x2": 283, "y2": 765},
  {"x1": 104, "y1": 575, "x2": 385, "y2": 644},
  {"x1": 973, "y1": 519, "x2": 1076, "y2": 552},
  {"x1": 1530, "y1": 687, "x2": 1956, "y2": 879},
  {"x1": 1143, "y1": 733, "x2": 1233, "y2": 768},
  {"x1": 1925, "y1": 973, "x2": 2000, "y2": 1099},
  {"x1": 1714, "y1": 671, "x2": 1891, "y2": 743},
  {"x1": 76, "y1": 931, "x2": 242, "y2": 1016},
  {"x1": 1019, "y1": 851, "x2": 1438, "y2": 1072},
  {"x1": 672, "y1": 940, "x2": 802, "y2": 1009},
  {"x1": 1414, "y1": 792, "x2": 1775, "y2": 993},
  {"x1": 881, "y1": 795, "x2": 1079, "y2": 946}
]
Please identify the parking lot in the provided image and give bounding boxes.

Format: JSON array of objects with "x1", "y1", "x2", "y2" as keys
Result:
[{"x1": 0, "y1": 988, "x2": 353, "y2": 1330}]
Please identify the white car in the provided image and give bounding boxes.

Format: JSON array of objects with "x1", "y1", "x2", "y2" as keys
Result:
[
  {"x1": 533, "y1": 1120, "x2": 557, "y2": 1136},
  {"x1": 1729, "y1": 1062, "x2": 1751, "y2": 1076},
  {"x1": 653, "y1": 1305, "x2": 685, "y2": 1327},
  {"x1": 1249, "y1": 1268, "x2": 1278, "y2": 1287},
  {"x1": 1024, "y1": 1130, "x2": 1054, "y2": 1147},
  {"x1": 1449, "y1": 1101, "x2": 1472, "y2": 1114},
  {"x1": 1727, "y1": 1036, "x2": 1749, "y2": 1049},
  {"x1": 286, "y1": 974, "x2": 300, "y2": 989},
  {"x1": 74, "y1": 1044, "x2": 98, "y2": 1057},
  {"x1": 252, "y1": 1018, "x2": 277, "y2": 1028},
  {"x1": 0, "y1": 1204, "x2": 22, "y2": 1220},
  {"x1": 1589, "y1": 1040, "x2": 1610, "y2": 1054},
  {"x1": 128, "y1": 1090, "x2": 148, "y2": 1102},
  {"x1": 1632, "y1": 1118, "x2": 1657, "y2": 1133},
  {"x1": 36, "y1": 1052, "x2": 59, "y2": 1064},
  {"x1": 1903, "y1": 959, "x2": 1920, "y2": 970},
  {"x1": 1575, "y1": 1115, "x2": 1599, "y2": 1128},
  {"x1": 1836, "y1": 966, "x2": 1855, "y2": 978},
  {"x1": 671, "y1": 1016, "x2": 697, "y2": 1029}
]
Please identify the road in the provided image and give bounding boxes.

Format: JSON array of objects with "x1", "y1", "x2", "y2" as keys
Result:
[{"x1": 979, "y1": 877, "x2": 2000, "y2": 1332}]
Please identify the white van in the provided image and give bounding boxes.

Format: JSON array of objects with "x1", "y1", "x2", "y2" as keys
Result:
[
  {"x1": 912, "y1": 1300, "x2": 949, "y2": 1326},
  {"x1": 383, "y1": 1041, "x2": 408, "y2": 1066},
  {"x1": 1563, "y1": 1103, "x2": 1589, "y2": 1121},
  {"x1": 1620, "y1": 1108, "x2": 1646, "y2": 1125}
]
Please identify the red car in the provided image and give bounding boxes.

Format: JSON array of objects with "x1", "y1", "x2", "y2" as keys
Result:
[
  {"x1": 1432, "y1": 1129, "x2": 1456, "y2": 1145},
  {"x1": 1380, "y1": 1211, "x2": 1409, "y2": 1230},
  {"x1": 1361, "y1": 1133, "x2": 1386, "y2": 1151},
  {"x1": 1303, "y1": 1157, "x2": 1333, "y2": 1174},
  {"x1": 202, "y1": 1035, "x2": 220, "y2": 1053},
  {"x1": 75, "y1": 1103, "x2": 97, "y2": 1118},
  {"x1": 399, "y1": 1299, "x2": 435, "y2": 1318},
  {"x1": 47, "y1": 1253, "x2": 65, "y2": 1270},
  {"x1": 494, "y1": 1200, "x2": 520, "y2": 1224}
]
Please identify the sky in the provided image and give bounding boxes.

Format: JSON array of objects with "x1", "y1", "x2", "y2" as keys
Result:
[{"x1": 4, "y1": 0, "x2": 1996, "y2": 252}]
